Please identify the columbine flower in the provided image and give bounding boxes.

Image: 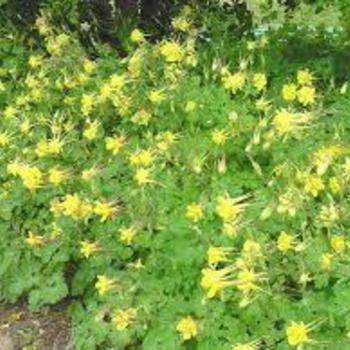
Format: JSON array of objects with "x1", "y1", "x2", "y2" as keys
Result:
[
  {"x1": 160, "y1": 41, "x2": 184, "y2": 62},
  {"x1": 25, "y1": 231, "x2": 44, "y2": 247},
  {"x1": 277, "y1": 231, "x2": 295, "y2": 253},
  {"x1": 201, "y1": 266, "x2": 236, "y2": 298},
  {"x1": 252, "y1": 73, "x2": 267, "y2": 91},
  {"x1": 95, "y1": 275, "x2": 117, "y2": 296},
  {"x1": 297, "y1": 86, "x2": 316, "y2": 106},
  {"x1": 272, "y1": 109, "x2": 312, "y2": 137},
  {"x1": 48, "y1": 167, "x2": 68, "y2": 186},
  {"x1": 134, "y1": 167, "x2": 152, "y2": 186},
  {"x1": 216, "y1": 194, "x2": 250, "y2": 222},
  {"x1": 330, "y1": 235, "x2": 346, "y2": 254},
  {"x1": 232, "y1": 339, "x2": 260, "y2": 350},
  {"x1": 176, "y1": 316, "x2": 198, "y2": 340},
  {"x1": 211, "y1": 129, "x2": 229, "y2": 145},
  {"x1": 186, "y1": 202, "x2": 204, "y2": 223},
  {"x1": 119, "y1": 226, "x2": 137, "y2": 245},
  {"x1": 105, "y1": 134, "x2": 126, "y2": 155},
  {"x1": 318, "y1": 203, "x2": 339, "y2": 227},
  {"x1": 80, "y1": 240, "x2": 100, "y2": 258},
  {"x1": 112, "y1": 308, "x2": 137, "y2": 331},
  {"x1": 83, "y1": 120, "x2": 100, "y2": 141},
  {"x1": 297, "y1": 69, "x2": 313, "y2": 85},
  {"x1": 130, "y1": 28, "x2": 145, "y2": 43},
  {"x1": 207, "y1": 246, "x2": 231, "y2": 266},
  {"x1": 282, "y1": 83, "x2": 297, "y2": 101},
  {"x1": 277, "y1": 190, "x2": 299, "y2": 217},
  {"x1": 286, "y1": 320, "x2": 318, "y2": 347},
  {"x1": 94, "y1": 201, "x2": 118, "y2": 222},
  {"x1": 222, "y1": 71, "x2": 246, "y2": 93},
  {"x1": 320, "y1": 253, "x2": 333, "y2": 271},
  {"x1": 303, "y1": 173, "x2": 324, "y2": 197},
  {"x1": 235, "y1": 268, "x2": 266, "y2": 294}
]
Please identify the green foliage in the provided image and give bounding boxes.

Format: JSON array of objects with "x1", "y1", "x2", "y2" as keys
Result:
[{"x1": 1, "y1": 2, "x2": 350, "y2": 350}]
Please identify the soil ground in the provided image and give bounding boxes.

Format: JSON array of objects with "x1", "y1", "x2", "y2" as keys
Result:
[{"x1": 0, "y1": 303, "x2": 72, "y2": 350}]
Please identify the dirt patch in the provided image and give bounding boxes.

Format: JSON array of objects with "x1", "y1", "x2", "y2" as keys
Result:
[{"x1": 0, "y1": 303, "x2": 72, "y2": 350}]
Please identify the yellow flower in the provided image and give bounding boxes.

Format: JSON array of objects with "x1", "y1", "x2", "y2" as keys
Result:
[
  {"x1": 277, "y1": 231, "x2": 294, "y2": 253},
  {"x1": 286, "y1": 321, "x2": 312, "y2": 347},
  {"x1": 131, "y1": 109, "x2": 152, "y2": 125},
  {"x1": 109, "y1": 74, "x2": 126, "y2": 90},
  {"x1": 19, "y1": 166, "x2": 43, "y2": 190},
  {"x1": 282, "y1": 83, "x2": 297, "y2": 101},
  {"x1": 130, "y1": 28, "x2": 145, "y2": 43},
  {"x1": 0, "y1": 132, "x2": 10, "y2": 146},
  {"x1": 134, "y1": 167, "x2": 152, "y2": 186},
  {"x1": 172, "y1": 17, "x2": 191, "y2": 32},
  {"x1": 112, "y1": 308, "x2": 137, "y2": 331},
  {"x1": 176, "y1": 316, "x2": 198, "y2": 340},
  {"x1": 201, "y1": 266, "x2": 235, "y2": 298},
  {"x1": 25, "y1": 231, "x2": 44, "y2": 247},
  {"x1": 119, "y1": 226, "x2": 137, "y2": 245},
  {"x1": 4, "y1": 106, "x2": 17, "y2": 119},
  {"x1": 80, "y1": 240, "x2": 100, "y2": 258},
  {"x1": 318, "y1": 203, "x2": 339, "y2": 227},
  {"x1": 105, "y1": 134, "x2": 126, "y2": 155},
  {"x1": 312, "y1": 146, "x2": 340, "y2": 175},
  {"x1": 148, "y1": 89, "x2": 166, "y2": 104},
  {"x1": 95, "y1": 275, "x2": 117, "y2": 296},
  {"x1": 81, "y1": 59, "x2": 95, "y2": 74},
  {"x1": 48, "y1": 168, "x2": 68, "y2": 186},
  {"x1": 297, "y1": 86, "x2": 316, "y2": 106},
  {"x1": 160, "y1": 41, "x2": 184, "y2": 62},
  {"x1": 81, "y1": 94, "x2": 94, "y2": 115},
  {"x1": 186, "y1": 202, "x2": 204, "y2": 223},
  {"x1": 60, "y1": 194, "x2": 93, "y2": 220},
  {"x1": 303, "y1": 173, "x2": 324, "y2": 197},
  {"x1": 277, "y1": 190, "x2": 298, "y2": 217},
  {"x1": 252, "y1": 73, "x2": 267, "y2": 91},
  {"x1": 329, "y1": 177, "x2": 341, "y2": 195},
  {"x1": 28, "y1": 55, "x2": 43, "y2": 68},
  {"x1": 297, "y1": 69, "x2": 313, "y2": 85},
  {"x1": 330, "y1": 235, "x2": 346, "y2": 254},
  {"x1": 232, "y1": 340, "x2": 260, "y2": 350},
  {"x1": 320, "y1": 253, "x2": 333, "y2": 271},
  {"x1": 216, "y1": 194, "x2": 250, "y2": 222},
  {"x1": 222, "y1": 71, "x2": 246, "y2": 93},
  {"x1": 83, "y1": 120, "x2": 100, "y2": 140},
  {"x1": 207, "y1": 246, "x2": 231, "y2": 265},
  {"x1": 241, "y1": 240, "x2": 263, "y2": 265},
  {"x1": 272, "y1": 109, "x2": 312, "y2": 136},
  {"x1": 94, "y1": 201, "x2": 118, "y2": 222},
  {"x1": 129, "y1": 149, "x2": 154, "y2": 167},
  {"x1": 211, "y1": 129, "x2": 229, "y2": 145},
  {"x1": 236, "y1": 268, "x2": 263, "y2": 292}
]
